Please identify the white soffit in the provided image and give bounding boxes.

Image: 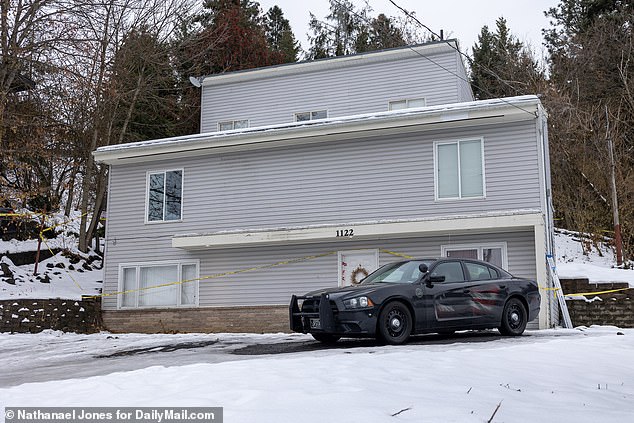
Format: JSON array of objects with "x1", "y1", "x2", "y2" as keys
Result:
[
  {"x1": 93, "y1": 96, "x2": 540, "y2": 165},
  {"x1": 172, "y1": 212, "x2": 545, "y2": 250}
]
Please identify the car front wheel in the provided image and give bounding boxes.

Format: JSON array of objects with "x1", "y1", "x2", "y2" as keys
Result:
[
  {"x1": 499, "y1": 298, "x2": 527, "y2": 336},
  {"x1": 377, "y1": 301, "x2": 412, "y2": 345}
]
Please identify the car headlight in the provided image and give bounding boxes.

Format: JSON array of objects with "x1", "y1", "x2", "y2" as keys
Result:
[{"x1": 343, "y1": 296, "x2": 375, "y2": 309}]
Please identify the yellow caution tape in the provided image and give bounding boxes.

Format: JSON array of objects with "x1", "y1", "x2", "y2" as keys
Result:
[
  {"x1": 41, "y1": 212, "x2": 88, "y2": 234},
  {"x1": 86, "y1": 250, "x2": 339, "y2": 299},
  {"x1": 0, "y1": 212, "x2": 46, "y2": 217},
  {"x1": 540, "y1": 286, "x2": 633, "y2": 296},
  {"x1": 87, "y1": 248, "x2": 420, "y2": 299},
  {"x1": 39, "y1": 234, "x2": 84, "y2": 291},
  {"x1": 564, "y1": 287, "x2": 633, "y2": 297},
  {"x1": 380, "y1": 249, "x2": 414, "y2": 259}
]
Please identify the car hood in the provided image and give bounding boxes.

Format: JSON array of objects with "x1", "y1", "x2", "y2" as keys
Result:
[{"x1": 304, "y1": 283, "x2": 389, "y2": 299}]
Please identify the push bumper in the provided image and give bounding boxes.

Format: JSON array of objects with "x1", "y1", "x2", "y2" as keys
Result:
[{"x1": 289, "y1": 294, "x2": 377, "y2": 336}]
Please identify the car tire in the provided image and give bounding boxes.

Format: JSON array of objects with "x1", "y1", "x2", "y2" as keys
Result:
[
  {"x1": 311, "y1": 333, "x2": 341, "y2": 344},
  {"x1": 377, "y1": 301, "x2": 412, "y2": 345},
  {"x1": 499, "y1": 298, "x2": 528, "y2": 336}
]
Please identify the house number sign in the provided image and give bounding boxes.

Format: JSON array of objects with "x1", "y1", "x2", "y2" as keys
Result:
[{"x1": 336, "y1": 229, "x2": 354, "y2": 237}]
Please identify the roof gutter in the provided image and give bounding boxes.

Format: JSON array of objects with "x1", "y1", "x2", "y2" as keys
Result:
[{"x1": 93, "y1": 96, "x2": 540, "y2": 165}]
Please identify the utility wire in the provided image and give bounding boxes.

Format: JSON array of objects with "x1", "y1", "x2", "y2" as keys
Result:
[
  {"x1": 326, "y1": 0, "x2": 536, "y2": 117},
  {"x1": 387, "y1": 0, "x2": 525, "y2": 98}
]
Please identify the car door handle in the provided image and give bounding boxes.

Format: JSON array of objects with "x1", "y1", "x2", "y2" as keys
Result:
[
  {"x1": 463, "y1": 289, "x2": 470, "y2": 293},
  {"x1": 499, "y1": 285, "x2": 506, "y2": 289}
]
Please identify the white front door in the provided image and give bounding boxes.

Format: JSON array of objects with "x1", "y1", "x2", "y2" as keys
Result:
[{"x1": 338, "y1": 250, "x2": 379, "y2": 287}]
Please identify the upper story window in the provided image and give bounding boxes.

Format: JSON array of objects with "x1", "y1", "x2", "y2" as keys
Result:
[
  {"x1": 218, "y1": 120, "x2": 249, "y2": 131},
  {"x1": 434, "y1": 139, "x2": 485, "y2": 200},
  {"x1": 147, "y1": 169, "x2": 183, "y2": 223},
  {"x1": 295, "y1": 110, "x2": 327, "y2": 122},
  {"x1": 388, "y1": 98, "x2": 426, "y2": 110}
]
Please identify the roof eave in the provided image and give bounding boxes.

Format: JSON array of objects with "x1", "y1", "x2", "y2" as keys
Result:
[{"x1": 93, "y1": 96, "x2": 540, "y2": 165}]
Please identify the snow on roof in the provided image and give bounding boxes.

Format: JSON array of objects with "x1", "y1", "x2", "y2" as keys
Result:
[{"x1": 94, "y1": 95, "x2": 540, "y2": 162}]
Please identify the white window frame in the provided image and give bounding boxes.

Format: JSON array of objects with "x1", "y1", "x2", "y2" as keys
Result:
[
  {"x1": 294, "y1": 109, "x2": 328, "y2": 122},
  {"x1": 117, "y1": 260, "x2": 200, "y2": 309},
  {"x1": 440, "y1": 242, "x2": 508, "y2": 270},
  {"x1": 433, "y1": 138, "x2": 486, "y2": 201},
  {"x1": 145, "y1": 168, "x2": 184, "y2": 224},
  {"x1": 217, "y1": 119, "x2": 249, "y2": 131},
  {"x1": 388, "y1": 97, "x2": 426, "y2": 110}
]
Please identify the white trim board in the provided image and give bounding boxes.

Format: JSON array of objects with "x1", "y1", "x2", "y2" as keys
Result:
[
  {"x1": 172, "y1": 212, "x2": 545, "y2": 250},
  {"x1": 93, "y1": 96, "x2": 541, "y2": 165}
]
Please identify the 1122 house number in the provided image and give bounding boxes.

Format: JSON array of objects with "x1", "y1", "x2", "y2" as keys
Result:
[{"x1": 336, "y1": 229, "x2": 354, "y2": 237}]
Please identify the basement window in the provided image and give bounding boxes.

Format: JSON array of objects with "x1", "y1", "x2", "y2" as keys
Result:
[
  {"x1": 441, "y1": 243, "x2": 507, "y2": 269},
  {"x1": 119, "y1": 261, "x2": 199, "y2": 308}
]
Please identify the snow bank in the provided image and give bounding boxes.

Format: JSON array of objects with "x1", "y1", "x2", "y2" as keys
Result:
[
  {"x1": 0, "y1": 328, "x2": 632, "y2": 422},
  {"x1": 555, "y1": 229, "x2": 634, "y2": 287}
]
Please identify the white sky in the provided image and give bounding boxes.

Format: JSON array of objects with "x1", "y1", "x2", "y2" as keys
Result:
[{"x1": 257, "y1": 0, "x2": 559, "y2": 58}]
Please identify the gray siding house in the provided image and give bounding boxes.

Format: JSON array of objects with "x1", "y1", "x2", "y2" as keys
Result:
[{"x1": 94, "y1": 41, "x2": 556, "y2": 333}]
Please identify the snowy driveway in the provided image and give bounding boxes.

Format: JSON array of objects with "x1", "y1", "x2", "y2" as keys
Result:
[
  {"x1": 0, "y1": 330, "x2": 504, "y2": 388},
  {"x1": 1, "y1": 327, "x2": 633, "y2": 422}
]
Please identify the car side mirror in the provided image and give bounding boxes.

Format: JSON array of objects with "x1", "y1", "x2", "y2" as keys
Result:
[
  {"x1": 425, "y1": 275, "x2": 445, "y2": 288},
  {"x1": 418, "y1": 264, "x2": 428, "y2": 273}
]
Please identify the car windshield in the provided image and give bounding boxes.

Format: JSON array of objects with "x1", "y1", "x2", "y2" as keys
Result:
[{"x1": 362, "y1": 260, "x2": 435, "y2": 284}]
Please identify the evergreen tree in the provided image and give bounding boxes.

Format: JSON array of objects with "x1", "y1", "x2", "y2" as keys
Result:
[
  {"x1": 368, "y1": 14, "x2": 406, "y2": 50},
  {"x1": 307, "y1": 1, "x2": 421, "y2": 59},
  {"x1": 265, "y1": 6, "x2": 300, "y2": 63},
  {"x1": 173, "y1": 0, "x2": 288, "y2": 134},
  {"x1": 469, "y1": 17, "x2": 543, "y2": 100},
  {"x1": 109, "y1": 29, "x2": 180, "y2": 143}
]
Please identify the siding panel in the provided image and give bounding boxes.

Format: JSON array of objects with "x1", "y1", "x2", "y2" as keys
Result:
[
  {"x1": 200, "y1": 52, "x2": 467, "y2": 132},
  {"x1": 103, "y1": 231, "x2": 536, "y2": 309},
  {"x1": 106, "y1": 120, "x2": 541, "y2": 244}
]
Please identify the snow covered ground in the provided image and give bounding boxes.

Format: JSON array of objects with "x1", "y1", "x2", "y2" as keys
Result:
[
  {"x1": 0, "y1": 327, "x2": 632, "y2": 422},
  {"x1": 1, "y1": 226, "x2": 633, "y2": 421},
  {"x1": 554, "y1": 229, "x2": 634, "y2": 288},
  {"x1": 0, "y1": 211, "x2": 103, "y2": 300}
]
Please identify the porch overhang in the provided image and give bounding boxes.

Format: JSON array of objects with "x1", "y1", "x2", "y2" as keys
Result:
[{"x1": 172, "y1": 211, "x2": 545, "y2": 250}]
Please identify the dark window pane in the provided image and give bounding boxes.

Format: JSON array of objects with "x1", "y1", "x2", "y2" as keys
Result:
[
  {"x1": 234, "y1": 120, "x2": 249, "y2": 129},
  {"x1": 219, "y1": 121, "x2": 233, "y2": 131},
  {"x1": 465, "y1": 262, "x2": 492, "y2": 280},
  {"x1": 311, "y1": 110, "x2": 327, "y2": 119},
  {"x1": 165, "y1": 170, "x2": 182, "y2": 221},
  {"x1": 431, "y1": 261, "x2": 465, "y2": 283},
  {"x1": 482, "y1": 248, "x2": 503, "y2": 267},
  {"x1": 148, "y1": 173, "x2": 164, "y2": 221},
  {"x1": 295, "y1": 112, "x2": 310, "y2": 122},
  {"x1": 446, "y1": 249, "x2": 478, "y2": 259}
]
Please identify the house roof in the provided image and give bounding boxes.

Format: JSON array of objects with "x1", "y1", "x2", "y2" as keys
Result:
[
  {"x1": 199, "y1": 40, "x2": 461, "y2": 87},
  {"x1": 93, "y1": 95, "x2": 542, "y2": 165},
  {"x1": 9, "y1": 73, "x2": 35, "y2": 93}
]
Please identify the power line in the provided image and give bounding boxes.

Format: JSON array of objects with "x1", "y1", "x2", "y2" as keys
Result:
[
  {"x1": 386, "y1": 0, "x2": 525, "y2": 98},
  {"x1": 326, "y1": 0, "x2": 536, "y2": 117}
]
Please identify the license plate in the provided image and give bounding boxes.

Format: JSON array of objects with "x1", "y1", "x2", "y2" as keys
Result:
[{"x1": 310, "y1": 318, "x2": 321, "y2": 329}]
